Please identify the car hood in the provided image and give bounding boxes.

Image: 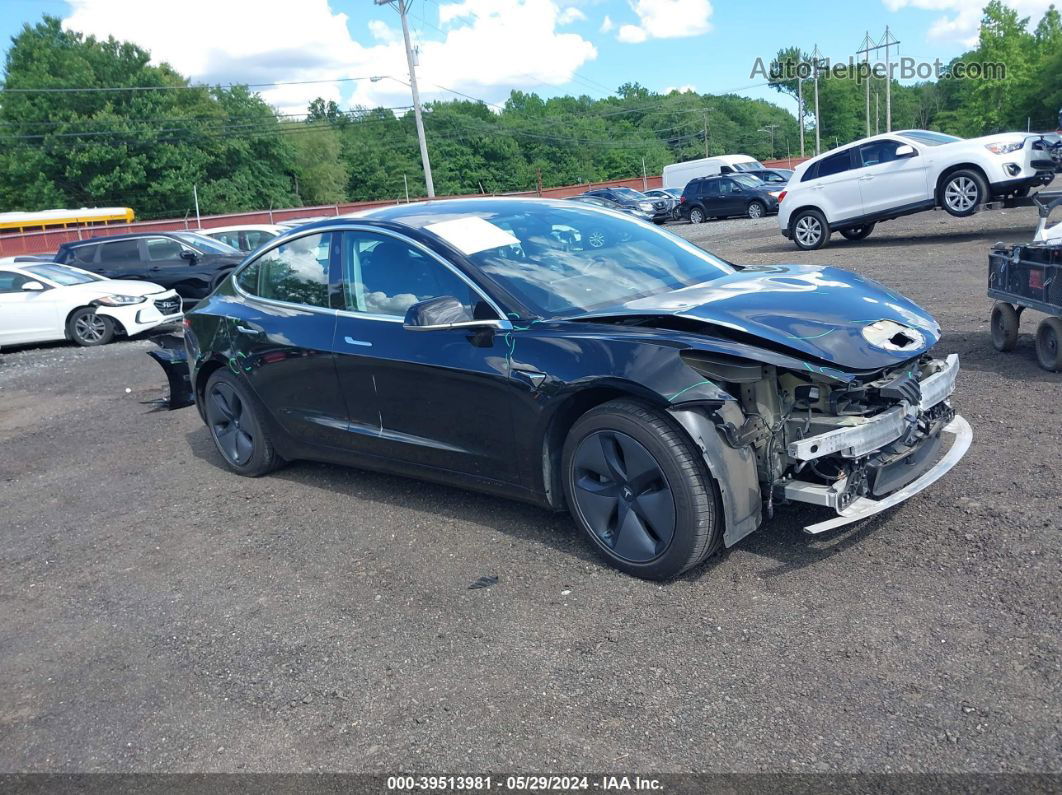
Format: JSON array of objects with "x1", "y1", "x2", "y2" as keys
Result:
[
  {"x1": 68, "y1": 279, "x2": 167, "y2": 297},
  {"x1": 579, "y1": 264, "x2": 940, "y2": 370}
]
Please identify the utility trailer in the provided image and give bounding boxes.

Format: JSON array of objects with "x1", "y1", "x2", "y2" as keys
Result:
[{"x1": 988, "y1": 190, "x2": 1062, "y2": 370}]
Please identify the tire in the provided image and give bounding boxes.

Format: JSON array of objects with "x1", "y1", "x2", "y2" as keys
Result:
[
  {"x1": 203, "y1": 369, "x2": 283, "y2": 476},
  {"x1": 67, "y1": 307, "x2": 115, "y2": 346},
  {"x1": 940, "y1": 169, "x2": 987, "y2": 217},
  {"x1": 990, "y1": 302, "x2": 1020, "y2": 352},
  {"x1": 688, "y1": 206, "x2": 706, "y2": 224},
  {"x1": 1035, "y1": 317, "x2": 1062, "y2": 371},
  {"x1": 840, "y1": 223, "x2": 876, "y2": 241},
  {"x1": 746, "y1": 200, "x2": 766, "y2": 219},
  {"x1": 790, "y1": 208, "x2": 829, "y2": 250},
  {"x1": 562, "y1": 399, "x2": 721, "y2": 580}
]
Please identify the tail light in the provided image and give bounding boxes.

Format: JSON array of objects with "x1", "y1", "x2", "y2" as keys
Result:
[
  {"x1": 679, "y1": 196, "x2": 686, "y2": 203},
  {"x1": 777, "y1": 190, "x2": 787, "y2": 202}
]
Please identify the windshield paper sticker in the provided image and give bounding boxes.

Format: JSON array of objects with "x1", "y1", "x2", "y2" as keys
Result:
[{"x1": 425, "y1": 216, "x2": 520, "y2": 255}]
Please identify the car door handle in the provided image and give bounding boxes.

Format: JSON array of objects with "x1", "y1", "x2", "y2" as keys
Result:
[
  {"x1": 859, "y1": 175, "x2": 875, "y2": 181},
  {"x1": 343, "y1": 336, "x2": 373, "y2": 347},
  {"x1": 236, "y1": 325, "x2": 262, "y2": 336}
]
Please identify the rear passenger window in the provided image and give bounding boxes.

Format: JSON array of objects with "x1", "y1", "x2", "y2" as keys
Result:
[
  {"x1": 817, "y1": 151, "x2": 853, "y2": 178},
  {"x1": 236, "y1": 232, "x2": 331, "y2": 308},
  {"x1": 71, "y1": 244, "x2": 99, "y2": 264},
  {"x1": 99, "y1": 240, "x2": 141, "y2": 263}
]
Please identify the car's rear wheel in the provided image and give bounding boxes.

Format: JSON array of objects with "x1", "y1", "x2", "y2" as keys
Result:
[
  {"x1": 990, "y1": 302, "x2": 1020, "y2": 352},
  {"x1": 562, "y1": 399, "x2": 721, "y2": 580},
  {"x1": 840, "y1": 223, "x2": 875, "y2": 241},
  {"x1": 941, "y1": 169, "x2": 987, "y2": 217},
  {"x1": 688, "y1": 207, "x2": 706, "y2": 224},
  {"x1": 67, "y1": 307, "x2": 115, "y2": 346},
  {"x1": 1035, "y1": 317, "x2": 1062, "y2": 371},
  {"x1": 203, "y1": 370, "x2": 283, "y2": 476},
  {"x1": 791, "y1": 209, "x2": 829, "y2": 250},
  {"x1": 746, "y1": 200, "x2": 765, "y2": 219}
]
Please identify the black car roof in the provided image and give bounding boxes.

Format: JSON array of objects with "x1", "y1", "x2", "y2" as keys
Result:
[{"x1": 60, "y1": 231, "x2": 181, "y2": 247}]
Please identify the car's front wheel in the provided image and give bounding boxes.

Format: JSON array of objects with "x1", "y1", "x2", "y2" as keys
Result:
[
  {"x1": 67, "y1": 307, "x2": 115, "y2": 346},
  {"x1": 562, "y1": 399, "x2": 722, "y2": 580},
  {"x1": 688, "y1": 207, "x2": 706, "y2": 224},
  {"x1": 746, "y1": 200, "x2": 766, "y2": 219},
  {"x1": 203, "y1": 369, "x2": 283, "y2": 476},
  {"x1": 840, "y1": 223, "x2": 875, "y2": 241},
  {"x1": 791, "y1": 209, "x2": 829, "y2": 250},
  {"x1": 941, "y1": 169, "x2": 987, "y2": 217}
]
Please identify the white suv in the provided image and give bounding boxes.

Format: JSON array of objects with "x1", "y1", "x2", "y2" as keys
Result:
[{"x1": 778, "y1": 129, "x2": 1057, "y2": 250}]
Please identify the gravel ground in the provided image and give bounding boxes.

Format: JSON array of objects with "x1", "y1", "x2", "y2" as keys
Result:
[{"x1": 0, "y1": 207, "x2": 1058, "y2": 776}]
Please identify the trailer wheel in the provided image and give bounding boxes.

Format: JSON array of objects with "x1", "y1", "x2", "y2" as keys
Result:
[
  {"x1": 990, "y1": 302, "x2": 1020, "y2": 352},
  {"x1": 1035, "y1": 317, "x2": 1062, "y2": 371}
]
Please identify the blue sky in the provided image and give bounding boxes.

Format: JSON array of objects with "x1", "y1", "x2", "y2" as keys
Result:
[{"x1": 0, "y1": 0, "x2": 1053, "y2": 115}]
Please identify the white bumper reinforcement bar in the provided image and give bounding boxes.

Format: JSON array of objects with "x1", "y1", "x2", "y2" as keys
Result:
[
  {"x1": 787, "y1": 354, "x2": 961, "y2": 462},
  {"x1": 785, "y1": 415, "x2": 972, "y2": 535}
]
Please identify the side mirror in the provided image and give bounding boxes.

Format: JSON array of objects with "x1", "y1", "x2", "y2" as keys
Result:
[
  {"x1": 895, "y1": 144, "x2": 917, "y2": 158},
  {"x1": 403, "y1": 296, "x2": 505, "y2": 332},
  {"x1": 21, "y1": 280, "x2": 45, "y2": 292},
  {"x1": 180, "y1": 249, "x2": 197, "y2": 263}
]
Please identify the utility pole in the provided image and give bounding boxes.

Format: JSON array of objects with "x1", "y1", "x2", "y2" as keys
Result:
[
  {"x1": 376, "y1": 0, "x2": 434, "y2": 197},
  {"x1": 875, "y1": 91, "x2": 880, "y2": 135},
  {"x1": 641, "y1": 157, "x2": 648, "y2": 191},
  {"x1": 857, "y1": 32, "x2": 872, "y2": 137},
  {"x1": 403, "y1": 174, "x2": 409, "y2": 203},
  {"x1": 860, "y1": 27, "x2": 901, "y2": 133},
  {"x1": 796, "y1": 65, "x2": 805, "y2": 157},
  {"x1": 193, "y1": 184, "x2": 201, "y2": 229},
  {"x1": 702, "y1": 109, "x2": 710, "y2": 157},
  {"x1": 757, "y1": 124, "x2": 778, "y2": 158},
  {"x1": 811, "y1": 45, "x2": 823, "y2": 155}
]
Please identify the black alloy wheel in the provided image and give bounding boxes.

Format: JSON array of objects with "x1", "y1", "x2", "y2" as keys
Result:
[
  {"x1": 203, "y1": 370, "x2": 283, "y2": 476},
  {"x1": 570, "y1": 430, "x2": 676, "y2": 563}
]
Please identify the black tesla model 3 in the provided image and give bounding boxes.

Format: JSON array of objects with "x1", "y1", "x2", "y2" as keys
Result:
[{"x1": 179, "y1": 198, "x2": 968, "y2": 579}]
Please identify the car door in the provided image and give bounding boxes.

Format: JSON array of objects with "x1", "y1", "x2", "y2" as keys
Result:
[
  {"x1": 856, "y1": 138, "x2": 929, "y2": 217},
  {"x1": 226, "y1": 230, "x2": 353, "y2": 449},
  {"x1": 698, "y1": 179, "x2": 724, "y2": 216},
  {"x1": 332, "y1": 228, "x2": 519, "y2": 483},
  {"x1": 95, "y1": 238, "x2": 143, "y2": 280},
  {"x1": 717, "y1": 179, "x2": 748, "y2": 216},
  {"x1": 142, "y1": 236, "x2": 190, "y2": 290},
  {"x1": 0, "y1": 270, "x2": 63, "y2": 345},
  {"x1": 810, "y1": 148, "x2": 863, "y2": 224}
]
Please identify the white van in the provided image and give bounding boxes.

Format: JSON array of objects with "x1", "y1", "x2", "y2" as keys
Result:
[{"x1": 662, "y1": 154, "x2": 765, "y2": 190}]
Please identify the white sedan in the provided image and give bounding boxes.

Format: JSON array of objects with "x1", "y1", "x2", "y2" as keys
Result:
[{"x1": 0, "y1": 261, "x2": 182, "y2": 348}]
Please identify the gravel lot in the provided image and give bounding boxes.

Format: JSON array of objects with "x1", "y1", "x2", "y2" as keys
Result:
[{"x1": 0, "y1": 207, "x2": 1058, "y2": 776}]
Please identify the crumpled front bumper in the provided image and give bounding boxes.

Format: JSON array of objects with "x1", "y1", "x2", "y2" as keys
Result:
[{"x1": 782, "y1": 353, "x2": 970, "y2": 534}]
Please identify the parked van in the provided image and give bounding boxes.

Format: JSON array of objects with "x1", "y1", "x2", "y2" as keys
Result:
[{"x1": 662, "y1": 154, "x2": 765, "y2": 189}]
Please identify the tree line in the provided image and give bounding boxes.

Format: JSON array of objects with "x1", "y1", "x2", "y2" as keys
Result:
[{"x1": 0, "y1": 5, "x2": 1058, "y2": 220}]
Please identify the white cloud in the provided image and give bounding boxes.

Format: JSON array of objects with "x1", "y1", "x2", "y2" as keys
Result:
[
  {"x1": 600, "y1": 15, "x2": 614, "y2": 33},
  {"x1": 557, "y1": 7, "x2": 587, "y2": 24},
  {"x1": 368, "y1": 20, "x2": 397, "y2": 44},
  {"x1": 883, "y1": 0, "x2": 1056, "y2": 46},
  {"x1": 663, "y1": 84, "x2": 696, "y2": 94},
  {"x1": 62, "y1": 0, "x2": 597, "y2": 114},
  {"x1": 617, "y1": 0, "x2": 713, "y2": 44}
]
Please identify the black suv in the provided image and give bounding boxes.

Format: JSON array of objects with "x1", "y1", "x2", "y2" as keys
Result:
[
  {"x1": 55, "y1": 232, "x2": 244, "y2": 301},
  {"x1": 679, "y1": 175, "x2": 780, "y2": 223},
  {"x1": 580, "y1": 187, "x2": 670, "y2": 223}
]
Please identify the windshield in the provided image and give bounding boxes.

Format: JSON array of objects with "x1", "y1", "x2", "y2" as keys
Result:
[
  {"x1": 173, "y1": 232, "x2": 240, "y2": 254},
  {"x1": 407, "y1": 203, "x2": 734, "y2": 317},
  {"x1": 898, "y1": 130, "x2": 961, "y2": 146},
  {"x1": 731, "y1": 175, "x2": 763, "y2": 188},
  {"x1": 730, "y1": 160, "x2": 766, "y2": 172},
  {"x1": 24, "y1": 263, "x2": 103, "y2": 285},
  {"x1": 610, "y1": 187, "x2": 648, "y2": 201}
]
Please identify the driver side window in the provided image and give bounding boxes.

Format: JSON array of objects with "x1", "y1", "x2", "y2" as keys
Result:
[{"x1": 339, "y1": 231, "x2": 494, "y2": 319}]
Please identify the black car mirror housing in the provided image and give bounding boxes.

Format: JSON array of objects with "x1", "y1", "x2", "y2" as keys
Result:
[{"x1": 402, "y1": 296, "x2": 511, "y2": 332}]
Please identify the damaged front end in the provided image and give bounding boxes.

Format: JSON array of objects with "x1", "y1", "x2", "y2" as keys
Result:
[{"x1": 672, "y1": 347, "x2": 969, "y2": 539}]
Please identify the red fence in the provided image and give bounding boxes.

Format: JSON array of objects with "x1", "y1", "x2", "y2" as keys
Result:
[{"x1": 0, "y1": 158, "x2": 807, "y2": 257}]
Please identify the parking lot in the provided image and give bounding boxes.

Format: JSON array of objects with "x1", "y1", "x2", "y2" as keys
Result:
[{"x1": 0, "y1": 208, "x2": 1058, "y2": 774}]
